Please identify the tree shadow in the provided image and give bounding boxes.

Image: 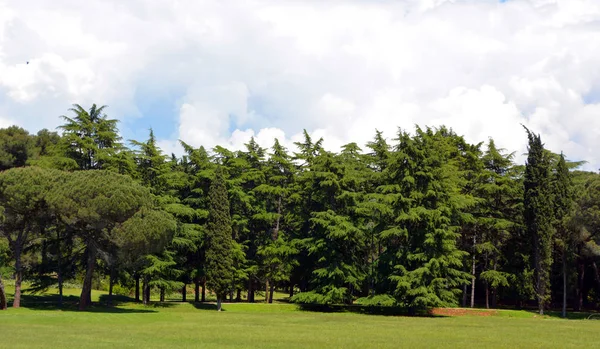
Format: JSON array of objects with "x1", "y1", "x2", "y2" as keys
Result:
[
  {"x1": 295, "y1": 303, "x2": 440, "y2": 317},
  {"x1": 189, "y1": 302, "x2": 221, "y2": 311},
  {"x1": 530, "y1": 310, "x2": 600, "y2": 320},
  {"x1": 9, "y1": 293, "x2": 157, "y2": 314}
]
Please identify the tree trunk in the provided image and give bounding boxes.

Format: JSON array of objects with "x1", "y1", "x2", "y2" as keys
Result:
[
  {"x1": 485, "y1": 282, "x2": 490, "y2": 309},
  {"x1": 248, "y1": 279, "x2": 255, "y2": 303},
  {"x1": 273, "y1": 196, "x2": 281, "y2": 241},
  {"x1": 236, "y1": 289, "x2": 241, "y2": 302},
  {"x1": 470, "y1": 234, "x2": 476, "y2": 309},
  {"x1": 265, "y1": 279, "x2": 270, "y2": 303},
  {"x1": 160, "y1": 288, "x2": 165, "y2": 302},
  {"x1": 576, "y1": 261, "x2": 585, "y2": 311},
  {"x1": 289, "y1": 283, "x2": 294, "y2": 298},
  {"x1": 217, "y1": 297, "x2": 222, "y2": 311},
  {"x1": 194, "y1": 279, "x2": 200, "y2": 302},
  {"x1": 562, "y1": 253, "x2": 567, "y2": 318},
  {"x1": 470, "y1": 255, "x2": 476, "y2": 308},
  {"x1": 182, "y1": 284, "x2": 187, "y2": 302},
  {"x1": 135, "y1": 274, "x2": 140, "y2": 302},
  {"x1": 201, "y1": 279, "x2": 206, "y2": 302},
  {"x1": 79, "y1": 243, "x2": 97, "y2": 310},
  {"x1": 13, "y1": 248, "x2": 22, "y2": 308},
  {"x1": 0, "y1": 274, "x2": 7, "y2": 310},
  {"x1": 58, "y1": 270, "x2": 64, "y2": 308},
  {"x1": 56, "y1": 230, "x2": 64, "y2": 308},
  {"x1": 108, "y1": 267, "x2": 115, "y2": 306},
  {"x1": 269, "y1": 283, "x2": 275, "y2": 304},
  {"x1": 143, "y1": 276, "x2": 150, "y2": 305}
]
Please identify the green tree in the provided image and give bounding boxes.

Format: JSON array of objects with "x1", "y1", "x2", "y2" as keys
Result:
[
  {"x1": 205, "y1": 166, "x2": 234, "y2": 311},
  {"x1": 523, "y1": 127, "x2": 554, "y2": 315},
  {"x1": 552, "y1": 153, "x2": 574, "y2": 318},
  {"x1": 47, "y1": 170, "x2": 158, "y2": 309},
  {"x1": 0, "y1": 126, "x2": 36, "y2": 170},
  {"x1": 384, "y1": 127, "x2": 472, "y2": 310},
  {"x1": 59, "y1": 104, "x2": 122, "y2": 170},
  {"x1": 0, "y1": 167, "x2": 60, "y2": 307}
]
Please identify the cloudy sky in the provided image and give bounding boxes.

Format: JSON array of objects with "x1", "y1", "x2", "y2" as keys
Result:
[{"x1": 1, "y1": 0, "x2": 599, "y2": 169}]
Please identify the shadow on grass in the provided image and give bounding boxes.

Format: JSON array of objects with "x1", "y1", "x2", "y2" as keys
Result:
[
  {"x1": 189, "y1": 302, "x2": 221, "y2": 311},
  {"x1": 7, "y1": 293, "x2": 157, "y2": 314},
  {"x1": 295, "y1": 303, "x2": 440, "y2": 317},
  {"x1": 531, "y1": 309, "x2": 600, "y2": 320}
]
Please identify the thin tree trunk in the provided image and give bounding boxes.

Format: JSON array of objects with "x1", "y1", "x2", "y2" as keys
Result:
[
  {"x1": 201, "y1": 279, "x2": 206, "y2": 302},
  {"x1": 289, "y1": 283, "x2": 294, "y2": 298},
  {"x1": 248, "y1": 279, "x2": 255, "y2": 303},
  {"x1": 265, "y1": 279, "x2": 270, "y2": 303},
  {"x1": 57, "y1": 230, "x2": 64, "y2": 308},
  {"x1": 217, "y1": 297, "x2": 222, "y2": 311},
  {"x1": 470, "y1": 234, "x2": 476, "y2": 308},
  {"x1": 533, "y1": 237, "x2": 544, "y2": 315},
  {"x1": 470, "y1": 256, "x2": 476, "y2": 308},
  {"x1": 273, "y1": 196, "x2": 281, "y2": 241},
  {"x1": 182, "y1": 284, "x2": 187, "y2": 302},
  {"x1": 13, "y1": 247, "x2": 22, "y2": 308},
  {"x1": 236, "y1": 289, "x2": 241, "y2": 302},
  {"x1": 108, "y1": 267, "x2": 115, "y2": 306},
  {"x1": 576, "y1": 261, "x2": 585, "y2": 311},
  {"x1": 135, "y1": 274, "x2": 140, "y2": 302},
  {"x1": 79, "y1": 243, "x2": 97, "y2": 310},
  {"x1": 562, "y1": 252, "x2": 567, "y2": 318},
  {"x1": 194, "y1": 279, "x2": 200, "y2": 302},
  {"x1": 0, "y1": 274, "x2": 7, "y2": 310},
  {"x1": 485, "y1": 283, "x2": 490, "y2": 309},
  {"x1": 269, "y1": 283, "x2": 275, "y2": 304},
  {"x1": 160, "y1": 288, "x2": 165, "y2": 302},
  {"x1": 462, "y1": 284, "x2": 467, "y2": 308}
]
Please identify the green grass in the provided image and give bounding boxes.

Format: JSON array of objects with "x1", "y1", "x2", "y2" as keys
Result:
[{"x1": 1, "y1": 287, "x2": 599, "y2": 348}]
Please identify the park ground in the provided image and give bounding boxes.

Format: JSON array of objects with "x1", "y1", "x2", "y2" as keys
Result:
[{"x1": 1, "y1": 284, "x2": 599, "y2": 348}]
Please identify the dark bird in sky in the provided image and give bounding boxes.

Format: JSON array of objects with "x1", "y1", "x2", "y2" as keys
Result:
[{"x1": 26, "y1": 61, "x2": 29, "y2": 64}]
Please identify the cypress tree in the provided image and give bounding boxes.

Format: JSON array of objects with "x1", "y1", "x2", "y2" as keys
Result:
[
  {"x1": 205, "y1": 166, "x2": 234, "y2": 311},
  {"x1": 552, "y1": 153, "x2": 573, "y2": 318},
  {"x1": 523, "y1": 127, "x2": 554, "y2": 315}
]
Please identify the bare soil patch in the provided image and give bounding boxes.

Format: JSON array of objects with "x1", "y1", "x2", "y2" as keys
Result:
[{"x1": 430, "y1": 308, "x2": 498, "y2": 317}]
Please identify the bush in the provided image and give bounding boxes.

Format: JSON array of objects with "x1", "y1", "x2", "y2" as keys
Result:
[
  {"x1": 355, "y1": 294, "x2": 397, "y2": 307},
  {"x1": 112, "y1": 284, "x2": 133, "y2": 297}
]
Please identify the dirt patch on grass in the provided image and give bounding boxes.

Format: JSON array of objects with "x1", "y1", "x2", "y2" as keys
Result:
[{"x1": 430, "y1": 308, "x2": 498, "y2": 317}]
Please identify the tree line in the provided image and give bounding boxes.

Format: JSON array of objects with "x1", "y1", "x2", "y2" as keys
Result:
[{"x1": 1, "y1": 104, "x2": 599, "y2": 315}]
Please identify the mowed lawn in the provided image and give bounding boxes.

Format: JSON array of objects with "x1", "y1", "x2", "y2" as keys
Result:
[{"x1": 1, "y1": 287, "x2": 599, "y2": 348}]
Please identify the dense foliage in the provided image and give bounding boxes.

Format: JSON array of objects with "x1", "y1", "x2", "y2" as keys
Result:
[{"x1": 1, "y1": 104, "x2": 600, "y2": 315}]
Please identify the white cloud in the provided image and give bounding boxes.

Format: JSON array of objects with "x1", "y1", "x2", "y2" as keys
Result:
[{"x1": 1, "y1": 0, "x2": 600, "y2": 169}]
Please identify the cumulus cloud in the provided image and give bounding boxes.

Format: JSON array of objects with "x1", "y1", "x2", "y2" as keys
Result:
[{"x1": 1, "y1": 0, "x2": 600, "y2": 169}]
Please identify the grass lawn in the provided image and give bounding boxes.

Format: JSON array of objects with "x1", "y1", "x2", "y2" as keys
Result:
[{"x1": 1, "y1": 286, "x2": 599, "y2": 348}]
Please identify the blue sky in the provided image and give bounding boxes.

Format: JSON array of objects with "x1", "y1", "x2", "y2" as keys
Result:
[{"x1": 1, "y1": 0, "x2": 600, "y2": 169}]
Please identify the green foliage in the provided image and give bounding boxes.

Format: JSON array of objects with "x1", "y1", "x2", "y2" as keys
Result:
[
  {"x1": 3, "y1": 110, "x2": 600, "y2": 312},
  {"x1": 59, "y1": 104, "x2": 122, "y2": 170},
  {"x1": 523, "y1": 127, "x2": 555, "y2": 313},
  {"x1": 355, "y1": 294, "x2": 397, "y2": 307},
  {"x1": 0, "y1": 126, "x2": 36, "y2": 170},
  {"x1": 205, "y1": 167, "x2": 234, "y2": 300},
  {"x1": 384, "y1": 127, "x2": 472, "y2": 309}
]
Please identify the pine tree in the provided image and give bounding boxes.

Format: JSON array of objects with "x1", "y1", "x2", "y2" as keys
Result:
[
  {"x1": 523, "y1": 127, "x2": 554, "y2": 315},
  {"x1": 59, "y1": 104, "x2": 122, "y2": 170},
  {"x1": 205, "y1": 166, "x2": 234, "y2": 311},
  {"x1": 475, "y1": 140, "x2": 519, "y2": 308},
  {"x1": 552, "y1": 153, "x2": 574, "y2": 318},
  {"x1": 385, "y1": 127, "x2": 471, "y2": 310}
]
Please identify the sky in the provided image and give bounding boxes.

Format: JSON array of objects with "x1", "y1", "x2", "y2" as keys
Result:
[{"x1": 1, "y1": 0, "x2": 600, "y2": 169}]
